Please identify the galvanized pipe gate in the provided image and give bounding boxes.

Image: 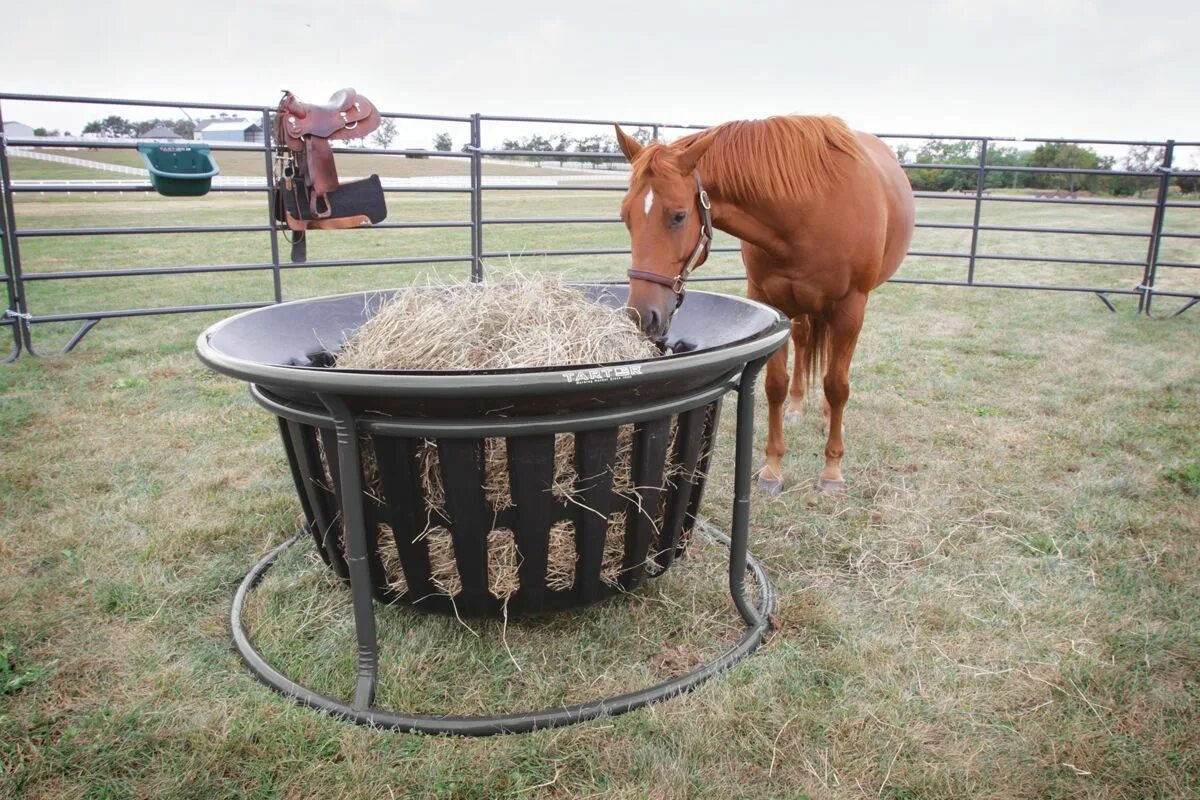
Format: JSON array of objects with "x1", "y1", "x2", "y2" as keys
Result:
[{"x1": 2, "y1": 91, "x2": 1197, "y2": 362}]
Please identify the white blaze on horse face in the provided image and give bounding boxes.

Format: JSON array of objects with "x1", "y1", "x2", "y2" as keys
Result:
[{"x1": 643, "y1": 189, "x2": 654, "y2": 217}]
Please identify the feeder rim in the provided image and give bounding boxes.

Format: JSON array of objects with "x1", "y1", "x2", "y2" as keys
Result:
[{"x1": 195, "y1": 286, "x2": 789, "y2": 400}]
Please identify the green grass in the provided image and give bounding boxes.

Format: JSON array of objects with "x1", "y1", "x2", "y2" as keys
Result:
[{"x1": 0, "y1": 190, "x2": 1198, "y2": 798}]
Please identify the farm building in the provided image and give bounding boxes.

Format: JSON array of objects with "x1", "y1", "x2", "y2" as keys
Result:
[
  {"x1": 137, "y1": 125, "x2": 185, "y2": 141},
  {"x1": 194, "y1": 117, "x2": 263, "y2": 143},
  {"x1": 3, "y1": 120, "x2": 35, "y2": 139}
]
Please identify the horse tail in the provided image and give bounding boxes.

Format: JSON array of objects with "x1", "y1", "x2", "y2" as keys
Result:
[{"x1": 795, "y1": 313, "x2": 830, "y2": 389}]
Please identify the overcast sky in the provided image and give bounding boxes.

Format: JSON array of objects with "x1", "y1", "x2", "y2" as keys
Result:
[{"x1": 2, "y1": 0, "x2": 1196, "y2": 149}]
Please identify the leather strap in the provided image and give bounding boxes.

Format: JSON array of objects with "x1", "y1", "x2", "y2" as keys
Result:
[
  {"x1": 627, "y1": 172, "x2": 713, "y2": 311},
  {"x1": 304, "y1": 137, "x2": 338, "y2": 218}
]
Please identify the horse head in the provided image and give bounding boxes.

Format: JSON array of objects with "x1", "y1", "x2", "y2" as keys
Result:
[{"x1": 615, "y1": 125, "x2": 718, "y2": 340}]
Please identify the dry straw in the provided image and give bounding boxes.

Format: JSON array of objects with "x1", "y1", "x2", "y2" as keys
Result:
[
  {"x1": 336, "y1": 274, "x2": 659, "y2": 372},
  {"x1": 323, "y1": 274, "x2": 696, "y2": 602}
]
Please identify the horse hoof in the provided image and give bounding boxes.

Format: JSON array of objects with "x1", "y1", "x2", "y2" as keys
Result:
[
  {"x1": 816, "y1": 478, "x2": 846, "y2": 494},
  {"x1": 757, "y1": 475, "x2": 784, "y2": 496},
  {"x1": 784, "y1": 410, "x2": 804, "y2": 425}
]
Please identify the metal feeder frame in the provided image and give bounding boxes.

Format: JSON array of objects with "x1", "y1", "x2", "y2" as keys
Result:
[{"x1": 200, "y1": 287, "x2": 789, "y2": 735}]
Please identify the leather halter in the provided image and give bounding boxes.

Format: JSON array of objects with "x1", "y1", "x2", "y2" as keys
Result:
[{"x1": 627, "y1": 173, "x2": 713, "y2": 311}]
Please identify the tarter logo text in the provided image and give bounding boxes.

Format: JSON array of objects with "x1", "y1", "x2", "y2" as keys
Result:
[{"x1": 561, "y1": 364, "x2": 644, "y2": 384}]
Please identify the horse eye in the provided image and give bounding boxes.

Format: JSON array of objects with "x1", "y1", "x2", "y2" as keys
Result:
[{"x1": 671, "y1": 211, "x2": 687, "y2": 226}]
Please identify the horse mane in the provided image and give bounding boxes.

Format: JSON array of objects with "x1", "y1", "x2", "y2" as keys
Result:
[{"x1": 639, "y1": 116, "x2": 865, "y2": 206}]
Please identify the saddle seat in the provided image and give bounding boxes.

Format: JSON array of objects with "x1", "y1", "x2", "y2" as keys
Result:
[{"x1": 279, "y1": 89, "x2": 379, "y2": 143}]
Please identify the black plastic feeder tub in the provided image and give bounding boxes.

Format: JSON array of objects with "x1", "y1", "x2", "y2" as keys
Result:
[{"x1": 196, "y1": 283, "x2": 789, "y2": 733}]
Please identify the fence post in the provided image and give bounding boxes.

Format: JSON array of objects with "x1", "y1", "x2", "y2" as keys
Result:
[
  {"x1": 966, "y1": 138, "x2": 988, "y2": 285},
  {"x1": 1139, "y1": 140, "x2": 1174, "y2": 316},
  {"x1": 261, "y1": 108, "x2": 283, "y2": 303},
  {"x1": 0, "y1": 98, "x2": 33, "y2": 359},
  {"x1": 469, "y1": 113, "x2": 483, "y2": 282}
]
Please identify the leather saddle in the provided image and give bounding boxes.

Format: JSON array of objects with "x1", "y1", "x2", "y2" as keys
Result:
[{"x1": 273, "y1": 88, "x2": 387, "y2": 262}]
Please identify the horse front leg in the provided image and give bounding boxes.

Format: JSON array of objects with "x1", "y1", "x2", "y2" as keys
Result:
[
  {"x1": 757, "y1": 341, "x2": 790, "y2": 496},
  {"x1": 819, "y1": 292, "x2": 867, "y2": 493},
  {"x1": 785, "y1": 317, "x2": 809, "y2": 425}
]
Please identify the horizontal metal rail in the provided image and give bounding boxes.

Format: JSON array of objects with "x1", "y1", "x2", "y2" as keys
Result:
[
  {"x1": 18, "y1": 220, "x2": 471, "y2": 238},
  {"x1": 22, "y1": 254, "x2": 474, "y2": 282}
]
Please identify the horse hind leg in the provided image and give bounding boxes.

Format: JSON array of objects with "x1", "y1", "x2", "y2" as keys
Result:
[
  {"x1": 757, "y1": 336, "x2": 789, "y2": 496},
  {"x1": 785, "y1": 317, "x2": 810, "y2": 425},
  {"x1": 819, "y1": 292, "x2": 867, "y2": 493}
]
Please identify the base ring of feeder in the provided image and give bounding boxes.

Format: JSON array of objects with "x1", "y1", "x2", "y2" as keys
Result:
[{"x1": 230, "y1": 520, "x2": 776, "y2": 736}]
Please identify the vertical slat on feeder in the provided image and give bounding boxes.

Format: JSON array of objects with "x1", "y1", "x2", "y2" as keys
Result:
[
  {"x1": 372, "y1": 436, "x2": 435, "y2": 601},
  {"x1": 573, "y1": 427, "x2": 618, "y2": 603},
  {"x1": 655, "y1": 407, "x2": 707, "y2": 571},
  {"x1": 287, "y1": 421, "x2": 336, "y2": 565},
  {"x1": 682, "y1": 400, "x2": 722, "y2": 547},
  {"x1": 621, "y1": 417, "x2": 670, "y2": 590},
  {"x1": 359, "y1": 444, "x2": 392, "y2": 602},
  {"x1": 282, "y1": 419, "x2": 329, "y2": 564},
  {"x1": 317, "y1": 426, "x2": 351, "y2": 579},
  {"x1": 437, "y1": 438, "x2": 494, "y2": 613},
  {"x1": 506, "y1": 435, "x2": 556, "y2": 611},
  {"x1": 278, "y1": 417, "x2": 317, "y2": 534}
]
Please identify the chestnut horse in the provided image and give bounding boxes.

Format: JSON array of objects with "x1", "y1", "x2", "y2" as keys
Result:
[{"x1": 614, "y1": 116, "x2": 914, "y2": 493}]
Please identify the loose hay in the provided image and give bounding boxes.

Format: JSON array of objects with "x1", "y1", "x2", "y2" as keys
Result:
[
  {"x1": 423, "y1": 527, "x2": 461, "y2": 597},
  {"x1": 335, "y1": 275, "x2": 659, "y2": 371},
  {"x1": 314, "y1": 275, "x2": 706, "y2": 602},
  {"x1": 376, "y1": 524, "x2": 409, "y2": 596},
  {"x1": 545, "y1": 521, "x2": 577, "y2": 591},
  {"x1": 601, "y1": 512, "x2": 627, "y2": 587},
  {"x1": 487, "y1": 528, "x2": 521, "y2": 600}
]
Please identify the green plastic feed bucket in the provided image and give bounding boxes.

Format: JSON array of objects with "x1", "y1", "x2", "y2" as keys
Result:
[{"x1": 137, "y1": 143, "x2": 220, "y2": 197}]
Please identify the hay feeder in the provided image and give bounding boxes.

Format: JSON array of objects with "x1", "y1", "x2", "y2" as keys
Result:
[{"x1": 197, "y1": 284, "x2": 788, "y2": 734}]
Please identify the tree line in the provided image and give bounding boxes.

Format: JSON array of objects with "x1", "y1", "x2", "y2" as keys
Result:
[
  {"x1": 428, "y1": 127, "x2": 655, "y2": 162},
  {"x1": 896, "y1": 140, "x2": 1195, "y2": 196},
  {"x1": 81, "y1": 115, "x2": 196, "y2": 138}
]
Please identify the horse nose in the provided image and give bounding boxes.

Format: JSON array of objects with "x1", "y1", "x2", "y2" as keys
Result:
[{"x1": 646, "y1": 308, "x2": 661, "y2": 336}]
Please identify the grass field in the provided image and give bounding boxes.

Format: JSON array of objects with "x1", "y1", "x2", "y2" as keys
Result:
[{"x1": 1, "y1": 184, "x2": 1198, "y2": 798}]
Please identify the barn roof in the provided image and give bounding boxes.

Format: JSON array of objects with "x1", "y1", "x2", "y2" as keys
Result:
[{"x1": 201, "y1": 120, "x2": 260, "y2": 133}]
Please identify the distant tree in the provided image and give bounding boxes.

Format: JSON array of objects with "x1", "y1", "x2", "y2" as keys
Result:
[
  {"x1": 82, "y1": 115, "x2": 136, "y2": 137},
  {"x1": 432, "y1": 131, "x2": 453, "y2": 151},
  {"x1": 905, "y1": 140, "x2": 980, "y2": 192},
  {"x1": 632, "y1": 126, "x2": 656, "y2": 146},
  {"x1": 984, "y1": 145, "x2": 1030, "y2": 191},
  {"x1": 525, "y1": 134, "x2": 553, "y2": 152},
  {"x1": 1123, "y1": 144, "x2": 1165, "y2": 174},
  {"x1": 1025, "y1": 143, "x2": 1112, "y2": 191},
  {"x1": 371, "y1": 118, "x2": 397, "y2": 149},
  {"x1": 1176, "y1": 158, "x2": 1200, "y2": 196},
  {"x1": 32, "y1": 127, "x2": 60, "y2": 137}
]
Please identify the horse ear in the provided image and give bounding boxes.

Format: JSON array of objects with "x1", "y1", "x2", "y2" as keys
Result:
[
  {"x1": 614, "y1": 124, "x2": 643, "y2": 162},
  {"x1": 675, "y1": 129, "x2": 718, "y2": 174}
]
